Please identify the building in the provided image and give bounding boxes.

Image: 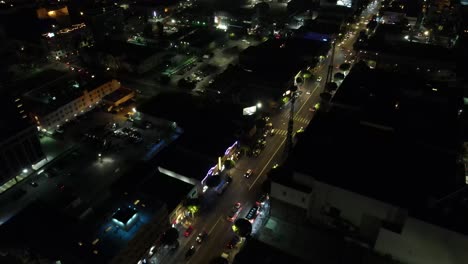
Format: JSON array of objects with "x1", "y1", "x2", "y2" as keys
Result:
[
  {"x1": 357, "y1": 26, "x2": 457, "y2": 74},
  {"x1": 83, "y1": 6, "x2": 125, "y2": 46},
  {"x1": 139, "y1": 92, "x2": 248, "y2": 188},
  {"x1": 268, "y1": 65, "x2": 466, "y2": 264},
  {"x1": 21, "y1": 70, "x2": 121, "y2": 132},
  {"x1": 102, "y1": 87, "x2": 135, "y2": 111},
  {"x1": 0, "y1": 96, "x2": 45, "y2": 188}
]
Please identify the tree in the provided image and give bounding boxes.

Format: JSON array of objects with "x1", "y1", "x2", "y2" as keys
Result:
[
  {"x1": 223, "y1": 159, "x2": 235, "y2": 170},
  {"x1": 295, "y1": 76, "x2": 303, "y2": 84},
  {"x1": 206, "y1": 174, "x2": 221, "y2": 188},
  {"x1": 233, "y1": 218, "x2": 252, "y2": 237},
  {"x1": 159, "y1": 74, "x2": 170, "y2": 85},
  {"x1": 334, "y1": 72, "x2": 345, "y2": 80},
  {"x1": 161, "y1": 227, "x2": 179, "y2": 245},
  {"x1": 339, "y1": 63, "x2": 351, "y2": 71},
  {"x1": 325, "y1": 82, "x2": 338, "y2": 92}
]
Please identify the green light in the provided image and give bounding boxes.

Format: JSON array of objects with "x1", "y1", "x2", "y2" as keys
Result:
[{"x1": 232, "y1": 225, "x2": 239, "y2": 232}]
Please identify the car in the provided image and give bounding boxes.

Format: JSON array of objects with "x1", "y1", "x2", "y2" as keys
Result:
[
  {"x1": 184, "y1": 226, "x2": 194, "y2": 237},
  {"x1": 226, "y1": 236, "x2": 240, "y2": 249},
  {"x1": 185, "y1": 245, "x2": 196, "y2": 259},
  {"x1": 312, "y1": 103, "x2": 321, "y2": 112},
  {"x1": 256, "y1": 194, "x2": 270, "y2": 206},
  {"x1": 253, "y1": 149, "x2": 261, "y2": 157},
  {"x1": 196, "y1": 231, "x2": 208, "y2": 243},
  {"x1": 269, "y1": 128, "x2": 275, "y2": 136},
  {"x1": 244, "y1": 169, "x2": 253, "y2": 178},
  {"x1": 227, "y1": 202, "x2": 242, "y2": 222}
]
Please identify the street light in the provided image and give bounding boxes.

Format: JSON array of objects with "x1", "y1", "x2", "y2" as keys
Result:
[
  {"x1": 22, "y1": 168, "x2": 28, "y2": 174},
  {"x1": 256, "y1": 102, "x2": 262, "y2": 109}
]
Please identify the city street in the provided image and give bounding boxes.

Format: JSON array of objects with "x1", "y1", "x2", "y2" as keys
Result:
[{"x1": 152, "y1": 2, "x2": 381, "y2": 263}]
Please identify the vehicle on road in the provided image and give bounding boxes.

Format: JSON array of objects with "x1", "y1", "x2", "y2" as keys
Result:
[
  {"x1": 196, "y1": 231, "x2": 208, "y2": 243},
  {"x1": 185, "y1": 245, "x2": 196, "y2": 259},
  {"x1": 227, "y1": 202, "x2": 242, "y2": 222},
  {"x1": 312, "y1": 103, "x2": 321, "y2": 112},
  {"x1": 244, "y1": 169, "x2": 253, "y2": 178},
  {"x1": 256, "y1": 194, "x2": 270, "y2": 206},
  {"x1": 184, "y1": 226, "x2": 194, "y2": 237},
  {"x1": 216, "y1": 178, "x2": 231, "y2": 195}
]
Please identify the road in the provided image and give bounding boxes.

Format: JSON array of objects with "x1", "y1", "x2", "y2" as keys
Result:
[{"x1": 159, "y1": 2, "x2": 382, "y2": 264}]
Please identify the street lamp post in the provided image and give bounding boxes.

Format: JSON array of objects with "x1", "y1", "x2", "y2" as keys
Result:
[
  {"x1": 285, "y1": 86, "x2": 298, "y2": 157},
  {"x1": 98, "y1": 153, "x2": 102, "y2": 163}
]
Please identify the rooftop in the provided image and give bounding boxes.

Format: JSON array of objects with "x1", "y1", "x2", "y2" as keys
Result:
[
  {"x1": 156, "y1": 144, "x2": 217, "y2": 182},
  {"x1": 139, "y1": 92, "x2": 246, "y2": 155},
  {"x1": 138, "y1": 171, "x2": 194, "y2": 211},
  {"x1": 363, "y1": 34, "x2": 456, "y2": 67},
  {"x1": 22, "y1": 71, "x2": 111, "y2": 116},
  {"x1": 103, "y1": 87, "x2": 134, "y2": 103},
  {"x1": 290, "y1": 65, "x2": 462, "y2": 212}
]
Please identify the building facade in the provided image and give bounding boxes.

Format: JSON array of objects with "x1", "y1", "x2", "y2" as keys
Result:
[{"x1": 32, "y1": 79, "x2": 121, "y2": 131}]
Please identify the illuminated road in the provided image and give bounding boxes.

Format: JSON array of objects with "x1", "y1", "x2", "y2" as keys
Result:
[{"x1": 145, "y1": 2, "x2": 381, "y2": 263}]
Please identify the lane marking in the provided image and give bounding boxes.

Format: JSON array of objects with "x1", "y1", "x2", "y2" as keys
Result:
[
  {"x1": 208, "y1": 216, "x2": 222, "y2": 235},
  {"x1": 249, "y1": 137, "x2": 286, "y2": 191}
]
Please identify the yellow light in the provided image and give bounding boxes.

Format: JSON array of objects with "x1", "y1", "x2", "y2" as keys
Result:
[
  {"x1": 164, "y1": 8, "x2": 169, "y2": 12},
  {"x1": 218, "y1": 157, "x2": 222, "y2": 170},
  {"x1": 47, "y1": 10, "x2": 56, "y2": 16}
]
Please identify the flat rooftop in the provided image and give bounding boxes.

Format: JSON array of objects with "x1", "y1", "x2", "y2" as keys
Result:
[
  {"x1": 156, "y1": 144, "x2": 216, "y2": 182},
  {"x1": 290, "y1": 65, "x2": 462, "y2": 211},
  {"x1": 23, "y1": 71, "x2": 111, "y2": 116},
  {"x1": 112, "y1": 207, "x2": 138, "y2": 225},
  {"x1": 139, "y1": 92, "x2": 246, "y2": 157},
  {"x1": 103, "y1": 87, "x2": 134, "y2": 103},
  {"x1": 138, "y1": 171, "x2": 194, "y2": 211}
]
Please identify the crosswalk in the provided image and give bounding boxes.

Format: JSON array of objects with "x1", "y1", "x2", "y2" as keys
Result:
[
  {"x1": 279, "y1": 112, "x2": 310, "y2": 125},
  {"x1": 274, "y1": 129, "x2": 288, "y2": 136}
]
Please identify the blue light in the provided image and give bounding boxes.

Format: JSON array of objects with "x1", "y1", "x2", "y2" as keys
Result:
[{"x1": 322, "y1": 38, "x2": 328, "y2": 42}]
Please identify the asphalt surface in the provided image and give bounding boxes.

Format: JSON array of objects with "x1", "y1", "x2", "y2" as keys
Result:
[{"x1": 161, "y1": 2, "x2": 381, "y2": 263}]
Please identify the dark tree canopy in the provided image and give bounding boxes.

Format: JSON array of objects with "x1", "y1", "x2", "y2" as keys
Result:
[
  {"x1": 339, "y1": 63, "x2": 351, "y2": 71},
  {"x1": 325, "y1": 82, "x2": 338, "y2": 91},
  {"x1": 320, "y1": 92, "x2": 332, "y2": 101},
  {"x1": 161, "y1": 227, "x2": 179, "y2": 245},
  {"x1": 206, "y1": 174, "x2": 221, "y2": 188},
  {"x1": 334, "y1": 72, "x2": 345, "y2": 80},
  {"x1": 234, "y1": 218, "x2": 252, "y2": 237}
]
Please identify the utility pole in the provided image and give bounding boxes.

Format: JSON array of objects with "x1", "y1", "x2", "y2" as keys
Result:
[
  {"x1": 285, "y1": 86, "x2": 298, "y2": 157},
  {"x1": 325, "y1": 38, "x2": 337, "y2": 84}
]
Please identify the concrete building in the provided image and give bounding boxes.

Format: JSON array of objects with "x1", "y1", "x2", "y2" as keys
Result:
[
  {"x1": 22, "y1": 70, "x2": 121, "y2": 132},
  {"x1": 268, "y1": 66, "x2": 465, "y2": 264},
  {"x1": 0, "y1": 96, "x2": 45, "y2": 186},
  {"x1": 102, "y1": 87, "x2": 135, "y2": 112}
]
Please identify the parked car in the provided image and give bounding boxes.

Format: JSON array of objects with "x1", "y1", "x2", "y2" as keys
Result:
[
  {"x1": 185, "y1": 245, "x2": 196, "y2": 259},
  {"x1": 184, "y1": 226, "x2": 194, "y2": 237},
  {"x1": 227, "y1": 202, "x2": 242, "y2": 222},
  {"x1": 196, "y1": 231, "x2": 208, "y2": 243},
  {"x1": 244, "y1": 169, "x2": 253, "y2": 178}
]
